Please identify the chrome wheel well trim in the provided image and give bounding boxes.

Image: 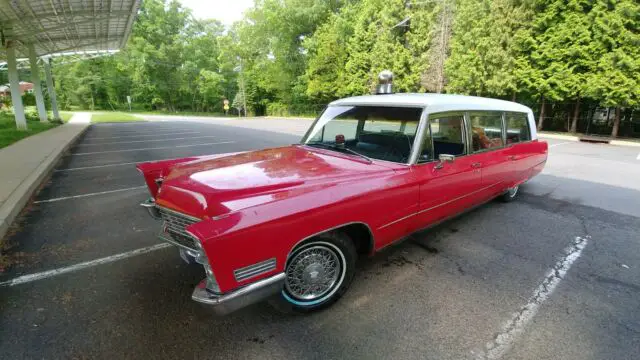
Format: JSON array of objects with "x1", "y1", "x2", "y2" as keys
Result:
[{"x1": 284, "y1": 221, "x2": 374, "y2": 267}]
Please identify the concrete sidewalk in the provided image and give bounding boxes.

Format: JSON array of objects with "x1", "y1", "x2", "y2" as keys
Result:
[
  {"x1": 538, "y1": 132, "x2": 640, "y2": 147},
  {"x1": 0, "y1": 113, "x2": 90, "y2": 240}
]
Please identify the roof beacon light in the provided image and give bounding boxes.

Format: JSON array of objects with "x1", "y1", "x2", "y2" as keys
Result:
[{"x1": 376, "y1": 70, "x2": 394, "y2": 95}]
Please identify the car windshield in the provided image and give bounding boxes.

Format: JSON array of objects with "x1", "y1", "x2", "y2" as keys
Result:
[{"x1": 302, "y1": 106, "x2": 423, "y2": 163}]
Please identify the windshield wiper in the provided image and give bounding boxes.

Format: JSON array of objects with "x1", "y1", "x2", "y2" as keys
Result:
[{"x1": 306, "y1": 143, "x2": 372, "y2": 163}]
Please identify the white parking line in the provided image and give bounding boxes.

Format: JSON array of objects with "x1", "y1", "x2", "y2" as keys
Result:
[
  {"x1": 76, "y1": 135, "x2": 218, "y2": 146},
  {"x1": 72, "y1": 141, "x2": 235, "y2": 156},
  {"x1": 0, "y1": 243, "x2": 172, "y2": 287},
  {"x1": 33, "y1": 186, "x2": 147, "y2": 204},
  {"x1": 83, "y1": 131, "x2": 200, "y2": 141},
  {"x1": 549, "y1": 142, "x2": 572, "y2": 148},
  {"x1": 477, "y1": 235, "x2": 589, "y2": 360},
  {"x1": 56, "y1": 161, "x2": 148, "y2": 172}
]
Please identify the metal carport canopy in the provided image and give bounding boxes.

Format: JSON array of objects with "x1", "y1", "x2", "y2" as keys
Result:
[
  {"x1": 0, "y1": 0, "x2": 141, "y2": 129},
  {"x1": 0, "y1": 0, "x2": 141, "y2": 58}
]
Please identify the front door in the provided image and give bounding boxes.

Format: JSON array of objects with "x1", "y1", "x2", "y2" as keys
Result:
[{"x1": 410, "y1": 113, "x2": 482, "y2": 232}]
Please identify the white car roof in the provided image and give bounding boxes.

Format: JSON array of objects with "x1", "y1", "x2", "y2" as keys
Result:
[
  {"x1": 329, "y1": 93, "x2": 538, "y2": 140},
  {"x1": 330, "y1": 93, "x2": 532, "y2": 114}
]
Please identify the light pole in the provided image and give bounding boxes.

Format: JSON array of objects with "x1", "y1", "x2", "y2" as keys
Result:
[{"x1": 234, "y1": 58, "x2": 248, "y2": 117}]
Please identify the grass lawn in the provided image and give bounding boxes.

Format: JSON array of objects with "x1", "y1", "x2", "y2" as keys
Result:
[
  {"x1": 0, "y1": 113, "x2": 59, "y2": 149},
  {"x1": 59, "y1": 112, "x2": 73, "y2": 122},
  {"x1": 91, "y1": 112, "x2": 144, "y2": 123}
]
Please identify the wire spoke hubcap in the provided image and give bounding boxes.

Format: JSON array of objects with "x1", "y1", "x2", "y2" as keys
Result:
[
  {"x1": 285, "y1": 245, "x2": 342, "y2": 301},
  {"x1": 508, "y1": 185, "x2": 519, "y2": 197}
]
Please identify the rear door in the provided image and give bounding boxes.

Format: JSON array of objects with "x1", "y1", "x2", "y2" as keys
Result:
[
  {"x1": 503, "y1": 112, "x2": 534, "y2": 183},
  {"x1": 467, "y1": 111, "x2": 510, "y2": 195},
  {"x1": 410, "y1": 113, "x2": 482, "y2": 232}
]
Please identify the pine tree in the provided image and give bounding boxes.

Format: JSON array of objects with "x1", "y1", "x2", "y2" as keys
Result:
[
  {"x1": 446, "y1": 0, "x2": 531, "y2": 97},
  {"x1": 586, "y1": 0, "x2": 640, "y2": 137},
  {"x1": 517, "y1": 0, "x2": 599, "y2": 132},
  {"x1": 342, "y1": 0, "x2": 413, "y2": 96}
]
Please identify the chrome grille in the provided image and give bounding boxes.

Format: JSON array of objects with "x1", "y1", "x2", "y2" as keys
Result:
[{"x1": 157, "y1": 207, "x2": 199, "y2": 250}]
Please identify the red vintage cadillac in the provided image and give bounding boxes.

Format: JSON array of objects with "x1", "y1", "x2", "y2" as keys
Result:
[{"x1": 137, "y1": 78, "x2": 547, "y2": 315}]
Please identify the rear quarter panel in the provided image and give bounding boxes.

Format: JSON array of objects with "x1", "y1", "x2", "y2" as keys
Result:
[{"x1": 527, "y1": 139, "x2": 548, "y2": 178}]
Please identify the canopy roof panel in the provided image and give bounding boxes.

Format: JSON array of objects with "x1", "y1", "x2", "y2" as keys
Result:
[{"x1": 0, "y1": 0, "x2": 141, "y2": 58}]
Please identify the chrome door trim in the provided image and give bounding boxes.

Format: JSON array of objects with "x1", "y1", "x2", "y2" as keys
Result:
[{"x1": 378, "y1": 181, "x2": 503, "y2": 230}]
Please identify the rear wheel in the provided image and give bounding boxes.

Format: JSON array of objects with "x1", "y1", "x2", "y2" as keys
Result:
[
  {"x1": 269, "y1": 231, "x2": 356, "y2": 314},
  {"x1": 500, "y1": 185, "x2": 519, "y2": 202}
]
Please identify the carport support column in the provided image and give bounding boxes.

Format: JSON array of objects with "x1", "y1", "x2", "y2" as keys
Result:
[
  {"x1": 27, "y1": 44, "x2": 48, "y2": 122},
  {"x1": 43, "y1": 58, "x2": 60, "y2": 121},
  {"x1": 5, "y1": 42, "x2": 27, "y2": 130}
]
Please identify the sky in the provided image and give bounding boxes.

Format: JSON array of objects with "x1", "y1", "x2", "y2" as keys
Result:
[{"x1": 178, "y1": 0, "x2": 254, "y2": 25}]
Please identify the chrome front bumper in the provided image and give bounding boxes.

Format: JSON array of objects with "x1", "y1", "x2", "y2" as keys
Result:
[
  {"x1": 192, "y1": 273, "x2": 285, "y2": 315},
  {"x1": 141, "y1": 197, "x2": 282, "y2": 315}
]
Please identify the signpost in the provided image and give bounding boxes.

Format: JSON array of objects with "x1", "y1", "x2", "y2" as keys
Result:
[
  {"x1": 223, "y1": 99, "x2": 229, "y2": 115},
  {"x1": 127, "y1": 95, "x2": 132, "y2": 112}
]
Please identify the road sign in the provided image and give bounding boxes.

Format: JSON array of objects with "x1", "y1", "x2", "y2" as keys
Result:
[
  {"x1": 223, "y1": 99, "x2": 229, "y2": 105},
  {"x1": 224, "y1": 104, "x2": 230, "y2": 111}
]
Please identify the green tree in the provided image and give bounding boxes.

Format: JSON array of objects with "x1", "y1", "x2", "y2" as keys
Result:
[
  {"x1": 446, "y1": 0, "x2": 531, "y2": 98},
  {"x1": 586, "y1": 0, "x2": 640, "y2": 137},
  {"x1": 342, "y1": 0, "x2": 414, "y2": 96},
  {"x1": 517, "y1": 0, "x2": 599, "y2": 132},
  {"x1": 407, "y1": 0, "x2": 451, "y2": 93},
  {"x1": 304, "y1": 3, "x2": 357, "y2": 101}
]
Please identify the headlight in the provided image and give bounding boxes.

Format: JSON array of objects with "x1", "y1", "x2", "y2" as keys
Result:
[{"x1": 187, "y1": 230, "x2": 221, "y2": 294}]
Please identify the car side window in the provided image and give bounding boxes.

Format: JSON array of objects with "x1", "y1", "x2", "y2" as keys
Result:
[
  {"x1": 420, "y1": 115, "x2": 466, "y2": 162},
  {"x1": 505, "y1": 112, "x2": 531, "y2": 144},
  {"x1": 469, "y1": 112, "x2": 504, "y2": 152}
]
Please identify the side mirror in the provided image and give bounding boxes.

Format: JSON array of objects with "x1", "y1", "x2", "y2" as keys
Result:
[{"x1": 435, "y1": 154, "x2": 455, "y2": 169}]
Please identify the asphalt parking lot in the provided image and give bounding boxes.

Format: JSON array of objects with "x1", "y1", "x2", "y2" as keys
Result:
[{"x1": 1, "y1": 119, "x2": 639, "y2": 360}]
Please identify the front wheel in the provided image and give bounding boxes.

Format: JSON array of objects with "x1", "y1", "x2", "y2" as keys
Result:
[
  {"x1": 269, "y1": 231, "x2": 356, "y2": 314},
  {"x1": 500, "y1": 185, "x2": 519, "y2": 202}
]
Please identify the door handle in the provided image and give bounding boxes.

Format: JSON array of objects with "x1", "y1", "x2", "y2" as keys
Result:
[{"x1": 471, "y1": 162, "x2": 482, "y2": 168}]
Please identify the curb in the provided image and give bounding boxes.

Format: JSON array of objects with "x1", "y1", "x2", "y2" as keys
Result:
[
  {"x1": 610, "y1": 140, "x2": 640, "y2": 148},
  {"x1": 538, "y1": 133, "x2": 580, "y2": 141},
  {"x1": 0, "y1": 123, "x2": 90, "y2": 241}
]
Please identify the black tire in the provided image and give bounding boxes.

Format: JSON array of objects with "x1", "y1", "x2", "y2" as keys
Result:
[
  {"x1": 269, "y1": 231, "x2": 357, "y2": 314},
  {"x1": 500, "y1": 185, "x2": 519, "y2": 202}
]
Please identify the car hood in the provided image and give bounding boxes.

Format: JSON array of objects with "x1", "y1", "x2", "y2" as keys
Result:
[{"x1": 155, "y1": 145, "x2": 394, "y2": 218}]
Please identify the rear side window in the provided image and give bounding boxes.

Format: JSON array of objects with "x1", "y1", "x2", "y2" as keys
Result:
[
  {"x1": 469, "y1": 112, "x2": 504, "y2": 152},
  {"x1": 505, "y1": 112, "x2": 531, "y2": 144}
]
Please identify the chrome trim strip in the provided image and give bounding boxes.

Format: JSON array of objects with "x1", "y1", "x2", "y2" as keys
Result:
[
  {"x1": 378, "y1": 181, "x2": 504, "y2": 230},
  {"x1": 155, "y1": 205, "x2": 200, "y2": 222},
  {"x1": 192, "y1": 273, "x2": 286, "y2": 315},
  {"x1": 234, "y1": 258, "x2": 277, "y2": 282}
]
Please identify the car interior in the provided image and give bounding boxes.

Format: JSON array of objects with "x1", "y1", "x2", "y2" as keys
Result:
[{"x1": 314, "y1": 106, "x2": 423, "y2": 163}]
